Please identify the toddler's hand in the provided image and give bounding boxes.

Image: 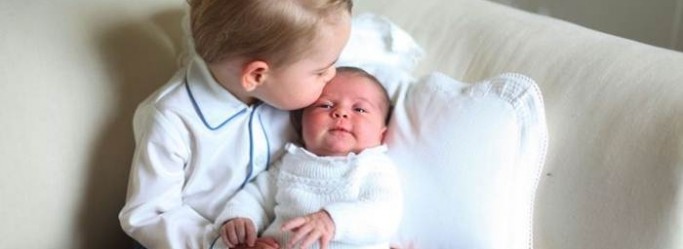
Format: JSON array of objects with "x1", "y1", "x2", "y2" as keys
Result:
[
  {"x1": 221, "y1": 217, "x2": 257, "y2": 248},
  {"x1": 232, "y1": 237, "x2": 280, "y2": 249},
  {"x1": 281, "y1": 210, "x2": 335, "y2": 249}
]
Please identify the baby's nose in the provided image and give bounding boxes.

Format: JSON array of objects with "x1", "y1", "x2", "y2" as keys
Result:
[{"x1": 333, "y1": 111, "x2": 348, "y2": 118}]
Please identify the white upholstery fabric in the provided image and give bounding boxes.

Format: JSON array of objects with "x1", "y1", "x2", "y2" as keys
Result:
[{"x1": 2, "y1": 0, "x2": 683, "y2": 248}]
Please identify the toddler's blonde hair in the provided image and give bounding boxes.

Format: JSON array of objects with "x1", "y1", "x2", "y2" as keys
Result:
[{"x1": 188, "y1": 0, "x2": 352, "y2": 68}]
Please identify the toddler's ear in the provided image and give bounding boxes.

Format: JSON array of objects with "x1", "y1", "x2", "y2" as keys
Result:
[{"x1": 241, "y1": 60, "x2": 269, "y2": 92}]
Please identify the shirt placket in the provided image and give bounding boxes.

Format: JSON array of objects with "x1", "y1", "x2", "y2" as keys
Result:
[{"x1": 240, "y1": 104, "x2": 270, "y2": 188}]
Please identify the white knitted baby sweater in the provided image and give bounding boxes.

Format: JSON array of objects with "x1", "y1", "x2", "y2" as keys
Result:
[{"x1": 216, "y1": 143, "x2": 402, "y2": 249}]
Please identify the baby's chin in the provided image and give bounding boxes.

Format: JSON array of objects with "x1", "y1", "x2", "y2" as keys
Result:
[{"x1": 307, "y1": 143, "x2": 356, "y2": 157}]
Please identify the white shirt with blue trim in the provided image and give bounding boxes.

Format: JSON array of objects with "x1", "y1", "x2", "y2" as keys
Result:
[{"x1": 118, "y1": 55, "x2": 296, "y2": 249}]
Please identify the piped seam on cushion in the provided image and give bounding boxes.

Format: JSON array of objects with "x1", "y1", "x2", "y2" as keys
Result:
[{"x1": 481, "y1": 73, "x2": 549, "y2": 249}]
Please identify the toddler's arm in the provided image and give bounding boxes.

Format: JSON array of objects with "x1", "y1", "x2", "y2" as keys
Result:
[{"x1": 119, "y1": 107, "x2": 213, "y2": 248}]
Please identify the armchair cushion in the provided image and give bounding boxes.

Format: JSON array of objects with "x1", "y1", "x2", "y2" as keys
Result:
[{"x1": 339, "y1": 13, "x2": 548, "y2": 249}]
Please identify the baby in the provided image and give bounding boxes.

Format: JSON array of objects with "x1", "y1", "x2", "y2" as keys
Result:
[{"x1": 215, "y1": 66, "x2": 402, "y2": 249}]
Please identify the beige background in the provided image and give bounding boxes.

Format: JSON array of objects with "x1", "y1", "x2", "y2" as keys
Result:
[
  {"x1": 488, "y1": 0, "x2": 683, "y2": 51},
  {"x1": 0, "y1": 0, "x2": 187, "y2": 248}
]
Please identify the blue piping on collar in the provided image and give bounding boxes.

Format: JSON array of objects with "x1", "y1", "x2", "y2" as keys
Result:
[
  {"x1": 184, "y1": 75, "x2": 246, "y2": 130},
  {"x1": 184, "y1": 73, "x2": 270, "y2": 190}
]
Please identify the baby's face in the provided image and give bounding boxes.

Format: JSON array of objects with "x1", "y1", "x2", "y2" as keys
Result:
[{"x1": 301, "y1": 73, "x2": 388, "y2": 157}]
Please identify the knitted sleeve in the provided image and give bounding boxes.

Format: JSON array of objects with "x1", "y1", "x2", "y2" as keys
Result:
[{"x1": 323, "y1": 154, "x2": 403, "y2": 245}]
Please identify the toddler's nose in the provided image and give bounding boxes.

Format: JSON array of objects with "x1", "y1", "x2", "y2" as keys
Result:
[{"x1": 323, "y1": 67, "x2": 337, "y2": 83}]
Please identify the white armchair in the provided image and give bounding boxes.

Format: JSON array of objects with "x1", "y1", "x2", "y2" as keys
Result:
[{"x1": 1, "y1": 0, "x2": 681, "y2": 248}]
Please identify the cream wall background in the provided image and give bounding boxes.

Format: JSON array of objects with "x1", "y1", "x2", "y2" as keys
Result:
[
  {"x1": 487, "y1": 0, "x2": 683, "y2": 51},
  {"x1": 0, "y1": 0, "x2": 187, "y2": 248}
]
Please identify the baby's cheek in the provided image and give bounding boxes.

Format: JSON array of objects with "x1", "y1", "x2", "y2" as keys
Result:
[{"x1": 358, "y1": 127, "x2": 384, "y2": 146}]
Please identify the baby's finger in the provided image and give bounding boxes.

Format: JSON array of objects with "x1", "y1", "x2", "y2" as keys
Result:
[
  {"x1": 220, "y1": 226, "x2": 232, "y2": 248},
  {"x1": 245, "y1": 221, "x2": 256, "y2": 247},
  {"x1": 319, "y1": 233, "x2": 332, "y2": 249},
  {"x1": 236, "y1": 222, "x2": 247, "y2": 244},
  {"x1": 227, "y1": 225, "x2": 239, "y2": 247},
  {"x1": 299, "y1": 230, "x2": 322, "y2": 249},
  {"x1": 288, "y1": 224, "x2": 313, "y2": 248},
  {"x1": 281, "y1": 217, "x2": 306, "y2": 231}
]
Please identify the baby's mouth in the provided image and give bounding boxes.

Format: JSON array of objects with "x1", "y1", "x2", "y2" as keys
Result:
[{"x1": 329, "y1": 127, "x2": 351, "y2": 134}]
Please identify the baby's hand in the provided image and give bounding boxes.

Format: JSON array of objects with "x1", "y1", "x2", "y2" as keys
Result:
[
  {"x1": 220, "y1": 217, "x2": 257, "y2": 248},
  {"x1": 281, "y1": 210, "x2": 335, "y2": 249}
]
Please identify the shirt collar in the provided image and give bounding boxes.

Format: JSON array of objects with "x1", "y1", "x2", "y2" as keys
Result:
[
  {"x1": 185, "y1": 56, "x2": 249, "y2": 130},
  {"x1": 284, "y1": 143, "x2": 388, "y2": 159}
]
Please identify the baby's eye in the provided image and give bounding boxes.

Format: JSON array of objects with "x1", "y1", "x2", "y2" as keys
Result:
[
  {"x1": 317, "y1": 103, "x2": 333, "y2": 109},
  {"x1": 354, "y1": 107, "x2": 367, "y2": 113}
]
